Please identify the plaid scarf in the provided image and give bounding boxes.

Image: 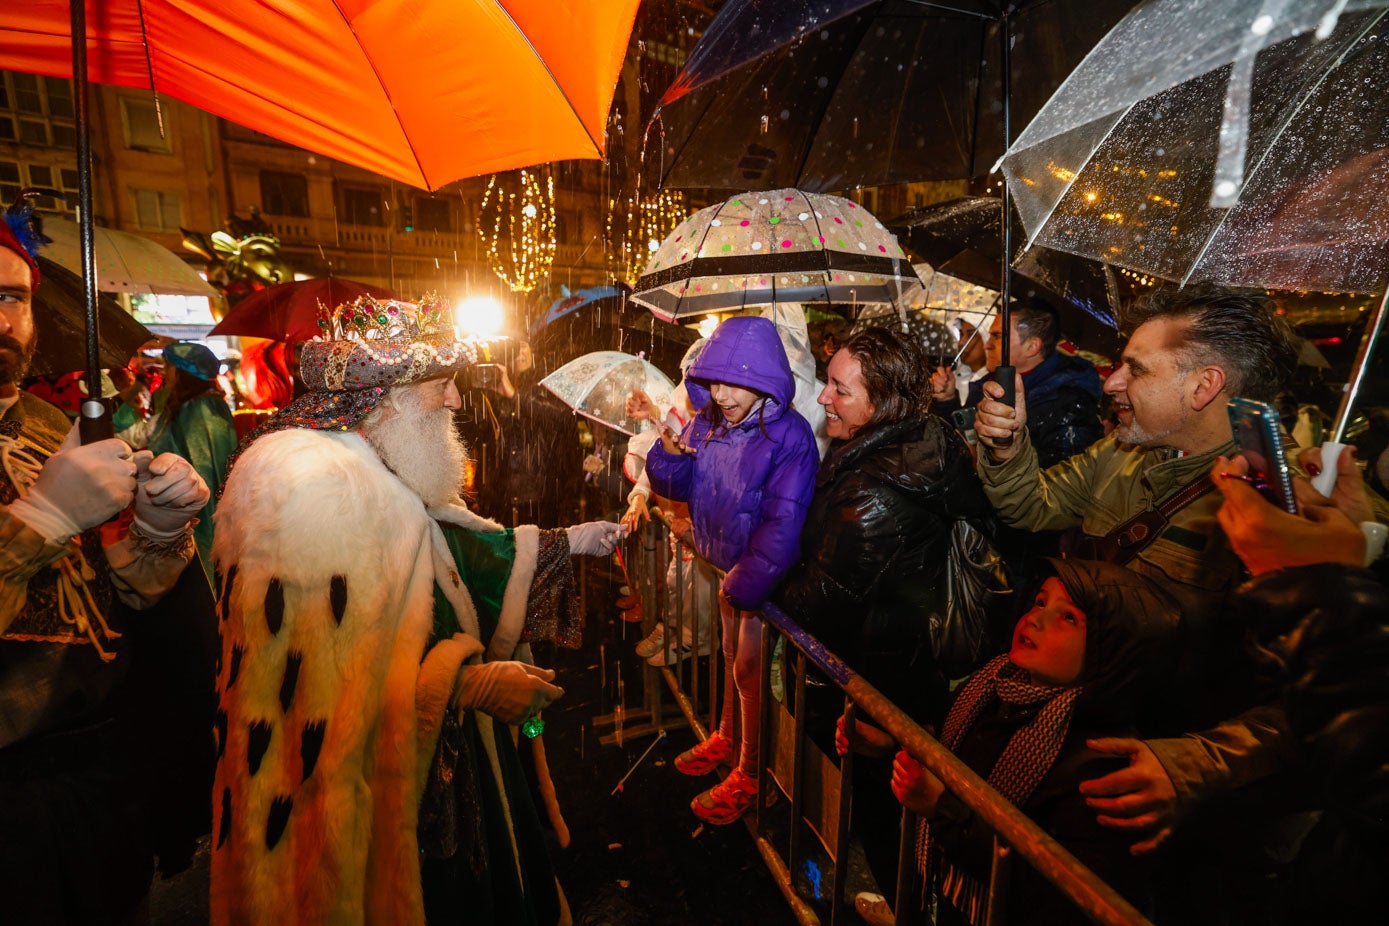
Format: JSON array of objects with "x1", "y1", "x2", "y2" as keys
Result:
[{"x1": 916, "y1": 654, "x2": 1081, "y2": 924}]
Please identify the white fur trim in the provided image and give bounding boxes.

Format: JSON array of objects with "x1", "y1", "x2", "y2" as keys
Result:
[
  {"x1": 486, "y1": 524, "x2": 539, "y2": 662},
  {"x1": 211, "y1": 429, "x2": 479, "y2": 926}
]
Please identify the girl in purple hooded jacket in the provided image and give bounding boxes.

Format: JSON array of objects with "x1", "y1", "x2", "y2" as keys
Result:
[{"x1": 644, "y1": 315, "x2": 819, "y2": 824}]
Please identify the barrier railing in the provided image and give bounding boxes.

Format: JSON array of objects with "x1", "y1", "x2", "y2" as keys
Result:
[{"x1": 617, "y1": 508, "x2": 1153, "y2": 926}]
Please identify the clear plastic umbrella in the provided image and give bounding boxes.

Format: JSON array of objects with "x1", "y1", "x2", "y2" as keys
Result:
[
  {"x1": 999, "y1": 0, "x2": 1389, "y2": 443},
  {"x1": 630, "y1": 188, "x2": 917, "y2": 321},
  {"x1": 540, "y1": 351, "x2": 676, "y2": 437},
  {"x1": 1000, "y1": 0, "x2": 1389, "y2": 294}
]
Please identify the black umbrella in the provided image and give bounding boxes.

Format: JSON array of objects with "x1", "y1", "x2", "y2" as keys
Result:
[
  {"x1": 653, "y1": 0, "x2": 1138, "y2": 193},
  {"x1": 529, "y1": 290, "x2": 697, "y2": 380},
  {"x1": 890, "y1": 196, "x2": 1135, "y2": 355},
  {"x1": 30, "y1": 256, "x2": 156, "y2": 377}
]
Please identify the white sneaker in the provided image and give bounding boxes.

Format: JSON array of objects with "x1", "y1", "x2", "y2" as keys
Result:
[
  {"x1": 854, "y1": 892, "x2": 895, "y2": 926},
  {"x1": 635, "y1": 624, "x2": 666, "y2": 659},
  {"x1": 645, "y1": 631, "x2": 711, "y2": 667}
]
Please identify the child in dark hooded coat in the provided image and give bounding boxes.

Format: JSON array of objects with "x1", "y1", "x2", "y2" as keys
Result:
[
  {"x1": 889, "y1": 558, "x2": 1183, "y2": 926},
  {"x1": 645, "y1": 315, "x2": 819, "y2": 825}
]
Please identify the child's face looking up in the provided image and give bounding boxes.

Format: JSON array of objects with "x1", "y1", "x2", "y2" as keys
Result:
[
  {"x1": 1009, "y1": 577, "x2": 1087, "y2": 686},
  {"x1": 710, "y1": 382, "x2": 761, "y2": 425}
]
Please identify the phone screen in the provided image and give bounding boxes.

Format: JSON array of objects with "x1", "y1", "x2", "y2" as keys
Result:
[{"x1": 1228, "y1": 397, "x2": 1298, "y2": 515}]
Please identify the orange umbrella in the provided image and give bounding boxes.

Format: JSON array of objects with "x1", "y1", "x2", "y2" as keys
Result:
[{"x1": 1, "y1": 0, "x2": 640, "y2": 190}]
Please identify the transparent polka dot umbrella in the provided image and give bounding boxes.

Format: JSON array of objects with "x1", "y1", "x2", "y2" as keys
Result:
[{"x1": 630, "y1": 188, "x2": 919, "y2": 321}]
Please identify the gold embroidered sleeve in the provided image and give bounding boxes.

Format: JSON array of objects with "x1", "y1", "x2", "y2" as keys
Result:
[{"x1": 523, "y1": 528, "x2": 584, "y2": 649}]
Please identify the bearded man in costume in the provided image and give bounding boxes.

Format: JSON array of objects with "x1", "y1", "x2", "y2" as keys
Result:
[
  {"x1": 1, "y1": 206, "x2": 215, "y2": 924},
  {"x1": 212, "y1": 295, "x2": 626, "y2": 926}
]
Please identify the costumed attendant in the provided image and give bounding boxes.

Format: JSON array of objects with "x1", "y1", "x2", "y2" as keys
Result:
[
  {"x1": 211, "y1": 295, "x2": 626, "y2": 926},
  {"x1": 1, "y1": 198, "x2": 215, "y2": 923},
  {"x1": 639, "y1": 315, "x2": 818, "y2": 824},
  {"x1": 119, "y1": 341, "x2": 237, "y2": 590},
  {"x1": 882, "y1": 560, "x2": 1181, "y2": 926}
]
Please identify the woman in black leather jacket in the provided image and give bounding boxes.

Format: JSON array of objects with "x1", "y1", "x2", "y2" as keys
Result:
[
  {"x1": 777, "y1": 326, "x2": 992, "y2": 724},
  {"x1": 775, "y1": 326, "x2": 993, "y2": 910}
]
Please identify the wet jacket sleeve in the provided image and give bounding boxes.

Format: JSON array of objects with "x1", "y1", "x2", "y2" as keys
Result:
[
  {"x1": 645, "y1": 433, "x2": 695, "y2": 503},
  {"x1": 777, "y1": 472, "x2": 912, "y2": 643},
  {"x1": 1145, "y1": 704, "x2": 1295, "y2": 808},
  {"x1": 0, "y1": 508, "x2": 72, "y2": 633},
  {"x1": 1239, "y1": 564, "x2": 1389, "y2": 832},
  {"x1": 721, "y1": 428, "x2": 819, "y2": 610},
  {"x1": 976, "y1": 427, "x2": 1100, "y2": 532}
]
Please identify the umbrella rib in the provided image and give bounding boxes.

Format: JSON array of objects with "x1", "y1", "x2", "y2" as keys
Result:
[
  {"x1": 1021, "y1": 103, "x2": 1137, "y2": 251},
  {"x1": 490, "y1": 1, "x2": 605, "y2": 159},
  {"x1": 1178, "y1": 8, "x2": 1389, "y2": 286},
  {"x1": 326, "y1": 0, "x2": 430, "y2": 187},
  {"x1": 900, "y1": 0, "x2": 996, "y2": 19}
]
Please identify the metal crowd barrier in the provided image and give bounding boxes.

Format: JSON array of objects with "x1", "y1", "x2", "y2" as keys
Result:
[{"x1": 614, "y1": 508, "x2": 1152, "y2": 926}]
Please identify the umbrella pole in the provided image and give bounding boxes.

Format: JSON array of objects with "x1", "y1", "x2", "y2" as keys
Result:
[
  {"x1": 993, "y1": 10, "x2": 1016, "y2": 446},
  {"x1": 71, "y1": 0, "x2": 112, "y2": 443},
  {"x1": 1330, "y1": 285, "x2": 1389, "y2": 443}
]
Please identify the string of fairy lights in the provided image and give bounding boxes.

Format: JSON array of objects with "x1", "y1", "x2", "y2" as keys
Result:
[
  {"x1": 478, "y1": 167, "x2": 558, "y2": 293},
  {"x1": 604, "y1": 188, "x2": 687, "y2": 285}
]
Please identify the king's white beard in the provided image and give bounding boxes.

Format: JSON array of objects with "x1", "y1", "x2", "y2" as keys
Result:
[{"x1": 363, "y1": 391, "x2": 466, "y2": 508}]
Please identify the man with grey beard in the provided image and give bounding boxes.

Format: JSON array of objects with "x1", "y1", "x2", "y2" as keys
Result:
[{"x1": 212, "y1": 295, "x2": 624, "y2": 926}]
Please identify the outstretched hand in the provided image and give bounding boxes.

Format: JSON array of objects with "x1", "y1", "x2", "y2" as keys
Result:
[
  {"x1": 1212, "y1": 455, "x2": 1365, "y2": 574},
  {"x1": 974, "y1": 374, "x2": 1027, "y2": 462},
  {"x1": 1079, "y1": 737, "x2": 1179, "y2": 855},
  {"x1": 566, "y1": 520, "x2": 629, "y2": 556},
  {"x1": 625, "y1": 389, "x2": 657, "y2": 422},
  {"x1": 620, "y1": 494, "x2": 650, "y2": 533}
]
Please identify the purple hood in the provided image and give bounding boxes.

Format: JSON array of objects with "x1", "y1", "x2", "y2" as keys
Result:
[{"x1": 686, "y1": 316, "x2": 795, "y2": 408}]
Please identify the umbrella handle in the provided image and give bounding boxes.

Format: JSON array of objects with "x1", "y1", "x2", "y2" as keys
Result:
[
  {"x1": 79, "y1": 401, "x2": 114, "y2": 444},
  {"x1": 992, "y1": 365, "x2": 1016, "y2": 447}
]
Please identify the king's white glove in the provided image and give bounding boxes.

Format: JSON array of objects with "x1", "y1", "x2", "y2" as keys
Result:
[
  {"x1": 565, "y1": 520, "x2": 629, "y2": 556},
  {"x1": 454, "y1": 661, "x2": 563, "y2": 724}
]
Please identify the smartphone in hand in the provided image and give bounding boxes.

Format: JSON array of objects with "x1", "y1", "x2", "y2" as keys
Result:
[{"x1": 1228, "y1": 397, "x2": 1298, "y2": 515}]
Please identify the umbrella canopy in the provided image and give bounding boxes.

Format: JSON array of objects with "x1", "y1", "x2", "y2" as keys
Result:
[
  {"x1": 536, "y1": 286, "x2": 627, "y2": 336},
  {"x1": 851, "y1": 309, "x2": 958, "y2": 363},
  {"x1": 30, "y1": 256, "x2": 157, "y2": 376},
  {"x1": 891, "y1": 197, "x2": 1129, "y2": 353},
  {"x1": 630, "y1": 188, "x2": 917, "y2": 321},
  {"x1": 208, "y1": 277, "x2": 397, "y2": 343},
  {"x1": 999, "y1": 0, "x2": 1389, "y2": 294},
  {"x1": 1000, "y1": 0, "x2": 1389, "y2": 441},
  {"x1": 1, "y1": 0, "x2": 641, "y2": 190},
  {"x1": 652, "y1": 0, "x2": 1137, "y2": 191},
  {"x1": 540, "y1": 350, "x2": 675, "y2": 437},
  {"x1": 40, "y1": 217, "x2": 219, "y2": 297}
]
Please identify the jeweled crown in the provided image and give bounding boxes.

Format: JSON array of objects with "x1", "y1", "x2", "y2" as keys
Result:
[{"x1": 314, "y1": 292, "x2": 452, "y2": 342}]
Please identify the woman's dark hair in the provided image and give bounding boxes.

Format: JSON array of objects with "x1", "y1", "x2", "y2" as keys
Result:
[
  {"x1": 157, "y1": 365, "x2": 222, "y2": 437},
  {"x1": 841, "y1": 326, "x2": 931, "y2": 427}
]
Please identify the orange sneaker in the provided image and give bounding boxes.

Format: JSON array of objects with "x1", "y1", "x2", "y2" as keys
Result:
[
  {"x1": 691, "y1": 767, "x2": 759, "y2": 825},
  {"x1": 673, "y1": 731, "x2": 733, "y2": 777}
]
